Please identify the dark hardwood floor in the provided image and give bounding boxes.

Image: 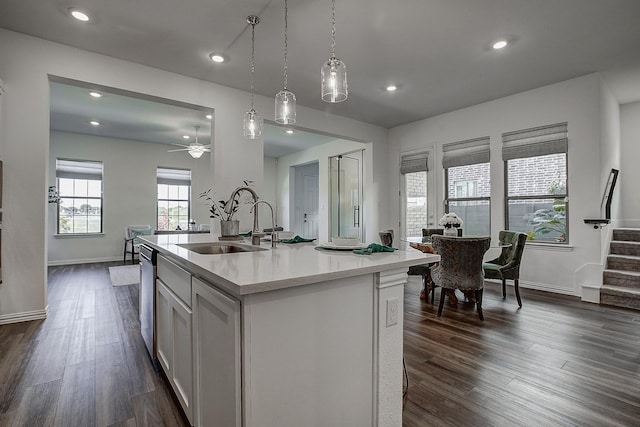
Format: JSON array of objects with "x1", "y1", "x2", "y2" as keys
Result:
[
  {"x1": 1, "y1": 263, "x2": 639, "y2": 426},
  {"x1": 402, "y1": 278, "x2": 640, "y2": 427},
  {"x1": 0, "y1": 262, "x2": 187, "y2": 427}
]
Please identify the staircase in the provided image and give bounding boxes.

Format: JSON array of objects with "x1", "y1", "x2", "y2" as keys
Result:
[{"x1": 601, "y1": 228, "x2": 640, "y2": 310}]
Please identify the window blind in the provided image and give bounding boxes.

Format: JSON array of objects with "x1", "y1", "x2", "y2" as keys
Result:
[
  {"x1": 157, "y1": 167, "x2": 191, "y2": 185},
  {"x1": 442, "y1": 136, "x2": 490, "y2": 169},
  {"x1": 400, "y1": 151, "x2": 429, "y2": 174},
  {"x1": 502, "y1": 122, "x2": 568, "y2": 161},
  {"x1": 56, "y1": 159, "x2": 103, "y2": 180}
]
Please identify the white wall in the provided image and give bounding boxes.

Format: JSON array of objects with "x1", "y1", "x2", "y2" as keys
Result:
[
  {"x1": 48, "y1": 131, "x2": 212, "y2": 265},
  {"x1": 389, "y1": 74, "x2": 605, "y2": 295},
  {"x1": 261, "y1": 156, "x2": 278, "y2": 228},
  {"x1": 621, "y1": 101, "x2": 640, "y2": 227},
  {"x1": 276, "y1": 139, "x2": 367, "y2": 242},
  {"x1": 0, "y1": 29, "x2": 387, "y2": 322}
]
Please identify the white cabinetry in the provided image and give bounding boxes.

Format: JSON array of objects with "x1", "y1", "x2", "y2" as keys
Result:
[
  {"x1": 192, "y1": 277, "x2": 241, "y2": 427},
  {"x1": 156, "y1": 255, "x2": 194, "y2": 424}
]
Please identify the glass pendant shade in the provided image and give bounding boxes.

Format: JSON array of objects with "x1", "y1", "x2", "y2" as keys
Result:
[
  {"x1": 321, "y1": 57, "x2": 347, "y2": 103},
  {"x1": 275, "y1": 89, "x2": 296, "y2": 124},
  {"x1": 243, "y1": 109, "x2": 263, "y2": 139}
]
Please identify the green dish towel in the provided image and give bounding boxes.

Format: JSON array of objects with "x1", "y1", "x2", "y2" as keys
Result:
[
  {"x1": 352, "y1": 243, "x2": 397, "y2": 255},
  {"x1": 280, "y1": 235, "x2": 315, "y2": 243}
]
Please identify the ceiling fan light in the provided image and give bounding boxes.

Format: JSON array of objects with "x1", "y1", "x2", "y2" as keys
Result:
[
  {"x1": 321, "y1": 57, "x2": 347, "y2": 103},
  {"x1": 243, "y1": 109, "x2": 263, "y2": 139},
  {"x1": 189, "y1": 149, "x2": 205, "y2": 159},
  {"x1": 275, "y1": 89, "x2": 296, "y2": 124}
]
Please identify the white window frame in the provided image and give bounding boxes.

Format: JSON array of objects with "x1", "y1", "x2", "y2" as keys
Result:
[
  {"x1": 157, "y1": 167, "x2": 191, "y2": 231},
  {"x1": 56, "y1": 159, "x2": 104, "y2": 235},
  {"x1": 503, "y1": 122, "x2": 569, "y2": 244}
]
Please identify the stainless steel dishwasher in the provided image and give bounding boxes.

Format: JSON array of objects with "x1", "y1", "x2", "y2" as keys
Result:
[{"x1": 140, "y1": 244, "x2": 158, "y2": 368}]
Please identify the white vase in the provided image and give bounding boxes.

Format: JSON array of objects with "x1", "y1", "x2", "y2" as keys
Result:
[{"x1": 443, "y1": 226, "x2": 458, "y2": 237}]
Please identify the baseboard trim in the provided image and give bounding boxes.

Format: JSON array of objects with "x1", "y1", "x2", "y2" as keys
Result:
[
  {"x1": 484, "y1": 279, "x2": 575, "y2": 296},
  {"x1": 48, "y1": 256, "x2": 123, "y2": 266},
  {"x1": 0, "y1": 307, "x2": 48, "y2": 325},
  {"x1": 581, "y1": 284, "x2": 601, "y2": 304}
]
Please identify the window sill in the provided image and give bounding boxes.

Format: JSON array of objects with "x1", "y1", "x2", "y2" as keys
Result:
[
  {"x1": 525, "y1": 242, "x2": 573, "y2": 252},
  {"x1": 54, "y1": 233, "x2": 105, "y2": 239}
]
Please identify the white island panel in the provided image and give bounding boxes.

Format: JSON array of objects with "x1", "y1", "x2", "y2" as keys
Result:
[{"x1": 242, "y1": 273, "x2": 375, "y2": 426}]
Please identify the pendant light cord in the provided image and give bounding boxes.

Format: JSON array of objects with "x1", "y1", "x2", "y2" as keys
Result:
[
  {"x1": 283, "y1": 0, "x2": 289, "y2": 90},
  {"x1": 331, "y1": 0, "x2": 336, "y2": 58},
  {"x1": 250, "y1": 19, "x2": 256, "y2": 109}
]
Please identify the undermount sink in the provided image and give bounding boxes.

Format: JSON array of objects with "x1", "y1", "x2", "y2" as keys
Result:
[{"x1": 176, "y1": 242, "x2": 267, "y2": 255}]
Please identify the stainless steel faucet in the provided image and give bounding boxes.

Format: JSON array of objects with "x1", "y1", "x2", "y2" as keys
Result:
[
  {"x1": 224, "y1": 186, "x2": 261, "y2": 236},
  {"x1": 250, "y1": 201, "x2": 277, "y2": 248}
]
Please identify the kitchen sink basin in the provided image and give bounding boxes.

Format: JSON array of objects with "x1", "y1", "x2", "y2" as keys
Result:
[{"x1": 176, "y1": 242, "x2": 267, "y2": 254}]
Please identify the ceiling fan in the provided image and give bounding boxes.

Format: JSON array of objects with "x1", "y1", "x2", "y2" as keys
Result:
[{"x1": 168, "y1": 125, "x2": 211, "y2": 158}]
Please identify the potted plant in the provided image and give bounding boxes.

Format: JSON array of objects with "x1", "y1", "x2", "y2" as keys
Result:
[
  {"x1": 438, "y1": 212, "x2": 463, "y2": 237},
  {"x1": 199, "y1": 180, "x2": 254, "y2": 237}
]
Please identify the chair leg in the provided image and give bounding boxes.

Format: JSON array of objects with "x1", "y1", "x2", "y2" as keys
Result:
[
  {"x1": 123, "y1": 242, "x2": 128, "y2": 264},
  {"x1": 502, "y1": 279, "x2": 507, "y2": 299},
  {"x1": 514, "y1": 279, "x2": 522, "y2": 308},
  {"x1": 431, "y1": 282, "x2": 436, "y2": 304},
  {"x1": 476, "y1": 289, "x2": 484, "y2": 321},
  {"x1": 437, "y1": 288, "x2": 446, "y2": 317}
]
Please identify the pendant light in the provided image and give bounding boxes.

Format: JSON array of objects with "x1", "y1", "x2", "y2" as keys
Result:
[
  {"x1": 321, "y1": 0, "x2": 347, "y2": 103},
  {"x1": 243, "y1": 15, "x2": 263, "y2": 139},
  {"x1": 275, "y1": 0, "x2": 296, "y2": 124}
]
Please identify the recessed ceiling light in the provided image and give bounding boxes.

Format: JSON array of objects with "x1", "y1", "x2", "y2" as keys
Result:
[
  {"x1": 493, "y1": 40, "x2": 508, "y2": 50},
  {"x1": 69, "y1": 8, "x2": 90, "y2": 22},
  {"x1": 183, "y1": 135, "x2": 190, "y2": 140},
  {"x1": 205, "y1": 114, "x2": 212, "y2": 120},
  {"x1": 90, "y1": 121, "x2": 100, "y2": 126},
  {"x1": 386, "y1": 85, "x2": 397, "y2": 92},
  {"x1": 209, "y1": 53, "x2": 225, "y2": 63},
  {"x1": 89, "y1": 91, "x2": 102, "y2": 98},
  {"x1": 285, "y1": 129, "x2": 294, "y2": 135}
]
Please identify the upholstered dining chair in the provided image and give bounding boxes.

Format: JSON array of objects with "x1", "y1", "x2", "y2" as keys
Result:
[
  {"x1": 124, "y1": 225, "x2": 152, "y2": 264},
  {"x1": 418, "y1": 228, "x2": 445, "y2": 302},
  {"x1": 431, "y1": 235, "x2": 491, "y2": 320},
  {"x1": 483, "y1": 230, "x2": 527, "y2": 307}
]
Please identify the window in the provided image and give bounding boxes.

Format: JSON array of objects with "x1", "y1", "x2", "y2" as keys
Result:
[
  {"x1": 56, "y1": 159, "x2": 103, "y2": 234},
  {"x1": 503, "y1": 122, "x2": 568, "y2": 243},
  {"x1": 157, "y1": 168, "x2": 191, "y2": 231},
  {"x1": 400, "y1": 151, "x2": 429, "y2": 239},
  {"x1": 443, "y1": 137, "x2": 491, "y2": 236}
]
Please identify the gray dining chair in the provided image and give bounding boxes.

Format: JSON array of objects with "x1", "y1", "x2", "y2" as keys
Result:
[
  {"x1": 431, "y1": 235, "x2": 491, "y2": 320},
  {"x1": 483, "y1": 231, "x2": 527, "y2": 307}
]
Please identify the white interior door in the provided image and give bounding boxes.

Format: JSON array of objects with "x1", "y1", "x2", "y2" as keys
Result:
[
  {"x1": 302, "y1": 175, "x2": 319, "y2": 239},
  {"x1": 292, "y1": 162, "x2": 319, "y2": 238}
]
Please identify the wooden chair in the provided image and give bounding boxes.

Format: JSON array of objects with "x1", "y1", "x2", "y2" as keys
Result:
[
  {"x1": 431, "y1": 235, "x2": 491, "y2": 320},
  {"x1": 483, "y1": 231, "x2": 527, "y2": 307},
  {"x1": 124, "y1": 225, "x2": 152, "y2": 264}
]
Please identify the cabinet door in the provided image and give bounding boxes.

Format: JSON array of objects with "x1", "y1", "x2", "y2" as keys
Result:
[
  {"x1": 171, "y1": 292, "x2": 193, "y2": 424},
  {"x1": 157, "y1": 279, "x2": 194, "y2": 425},
  {"x1": 192, "y1": 277, "x2": 241, "y2": 427},
  {"x1": 156, "y1": 279, "x2": 173, "y2": 374}
]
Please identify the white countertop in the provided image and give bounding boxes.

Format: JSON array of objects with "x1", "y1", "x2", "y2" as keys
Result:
[{"x1": 140, "y1": 233, "x2": 439, "y2": 297}]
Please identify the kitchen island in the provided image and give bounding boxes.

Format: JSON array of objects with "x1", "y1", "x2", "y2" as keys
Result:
[{"x1": 140, "y1": 233, "x2": 439, "y2": 427}]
